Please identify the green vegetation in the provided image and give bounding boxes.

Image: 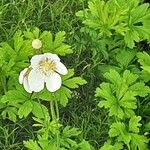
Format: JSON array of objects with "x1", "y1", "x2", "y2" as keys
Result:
[{"x1": 0, "y1": 0, "x2": 150, "y2": 149}]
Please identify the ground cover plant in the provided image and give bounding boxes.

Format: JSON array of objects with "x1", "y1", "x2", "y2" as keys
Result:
[{"x1": 0, "y1": 0, "x2": 150, "y2": 150}]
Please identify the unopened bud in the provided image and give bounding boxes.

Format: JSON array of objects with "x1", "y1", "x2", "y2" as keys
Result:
[{"x1": 32, "y1": 39, "x2": 42, "y2": 49}]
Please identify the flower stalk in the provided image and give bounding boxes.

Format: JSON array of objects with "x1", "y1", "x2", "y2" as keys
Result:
[{"x1": 50, "y1": 100, "x2": 56, "y2": 121}]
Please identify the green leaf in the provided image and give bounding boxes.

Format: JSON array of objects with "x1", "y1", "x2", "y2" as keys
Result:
[
  {"x1": 130, "y1": 133, "x2": 148, "y2": 150},
  {"x1": 24, "y1": 27, "x2": 40, "y2": 39},
  {"x1": 77, "y1": 0, "x2": 150, "y2": 48},
  {"x1": 97, "y1": 83, "x2": 124, "y2": 119},
  {"x1": 24, "y1": 29, "x2": 35, "y2": 39},
  {"x1": 105, "y1": 70, "x2": 125, "y2": 99},
  {"x1": 116, "y1": 49, "x2": 137, "y2": 68},
  {"x1": 41, "y1": 31, "x2": 72, "y2": 56},
  {"x1": 62, "y1": 69, "x2": 74, "y2": 81},
  {"x1": 36, "y1": 89, "x2": 53, "y2": 101},
  {"x1": 130, "y1": 3, "x2": 150, "y2": 24},
  {"x1": 124, "y1": 29, "x2": 140, "y2": 48},
  {"x1": 0, "y1": 102, "x2": 6, "y2": 109},
  {"x1": 109, "y1": 122, "x2": 131, "y2": 148},
  {"x1": 129, "y1": 116, "x2": 141, "y2": 133},
  {"x1": 95, "y1": 83, "x2": 113, "y2": 100},
  {"x1": 60, "y1": 126, "x2": 81, "y2": 148},
  {"x1": 119, "y1": 91, "x2": 137, "y2": 109},
  {"x1": 32, "y1": 101, "x2": 49, "y2": 119},
  {"x1": 96, "y1": 69, "x2": 141, "y2": 118},
  {"x1": 142, "y1": 66, "x2": 150, "y2": 74},
  {"x1": 104, "y1": 69, "x2": 121, "y2": 86},
  {"x1": 23, "y1": 140, "x2": 41, "y2": 150},
  {"x1": 24, "y1": 28, "x2": 72, "y2": 56},
  {"x1": 13, "y1": 30, "x2": 24, "y2": 52},
  {"x1": 141, "y1": 70, "x2": 150, "y2": 82},
  {"x1": 77, "y1": 0, "x2": 128, "y2": 37},
  {"x1": 129, "y1": 82, "x2": 150, "y2": 97},
  {"x1": 137, "y1": 52, "x2": 150, "y2": 67},
  {"x1": 96, "y1": 83, "x2": 124, "y2": 119},
  {"x1": 33, "y1": 27, "x2": 40, "y2": 38},
  {"x1": 1, "y1": 107, "x2": 17, "y2": 122},
  {"x1": 0, "y1": 47, "x2": 5, "y2": 67},
  {"x1": 109, "y1": 122, "x2": 126, "y2": 137},
  {"x1": 0, "y1": 42, "x2": 16, "y2": 59},
  {"x1": 124, "y1": 2, "x2": 150, "y2": 48},
  {"x1": 37, "y1": 140, "x2": 50, "y2": 150},
  {"x1": 122, "y1": 70, "x2": 138, "y2": 86},
  {"x1": 53, "y1": 31, "x2": 66, "y2": 48},
  {"x1": 40, "y1": 31, "x2": 53, "y2": 50},
  {"x1": 123, "y1": 108, "x2": 135, "y2": 118},
  {"x1": 78, "y1": 140, "x2": 92, "y2": 150},
  {"x1": 18, "y1": 101, "x2": 33, "y2": 118},
  {"x1": 55, "y1": 86, "x2": 72, "y2": 107},
  {"x1": 63, "y1": 77, "x2": 87, "y2": 89},
  {"x1": 137, "y1": 52, "x2": 150, "y2": 82},
  {"x1": 1, "y1": 90, "x2": 29, "y2": 104},
  {"x1": 100, "y1": 141, "x2": 123, "y2": 150},
  {"x1": 62, "y1": 126, "x2": 81, "y2": 138},
  {"x1": 54, "y1": 44, "x2": 72, "y2": 56},
  {"x1": 109, "y1": 104, "x2": 124, "y2": 119},
  {"x1": 38, "y1": 140, "x2": 58, "y2": 150},
  {"x1": 37, "y1": 86, "x2": 72, "y2": 107}
]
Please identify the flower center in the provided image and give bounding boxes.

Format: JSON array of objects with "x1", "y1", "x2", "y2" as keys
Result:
[{"x1": 39, "y1": 60, "x2": 56, "y2": 74}]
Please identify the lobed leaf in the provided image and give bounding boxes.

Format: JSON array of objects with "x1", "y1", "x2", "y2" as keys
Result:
[
  {"x1": 18, "y1": 100, "x2": 33, "y2": 118},
  {"x1": 130, "y1": 133, "x2": 148, "y2": 150},
  {"x1": 129, "y1": 116, "x2": 141, "y2": 133},
  {"x1": 24, "y1": 140, "x2": 41, "y2": 150},
  {"x1": 63, "y1": 77, "x2": 87, "y2": 89}
]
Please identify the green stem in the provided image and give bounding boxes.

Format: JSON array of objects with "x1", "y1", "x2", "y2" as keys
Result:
[
  {"x1": 51, "y1": 94, "x2": 60, "y2": 150},
  {"x1": 37, "y1": 93, "x2": 46, "y2": 120},
  {"x1": 55, "y1": 99, "x2": 60, "y2": 150},
  {"x1": 50, "y1": 100, "x2": 56, "y2": 120},
  {"x1": 55, "y1": 100, "x2": 59, "y2": 119}
]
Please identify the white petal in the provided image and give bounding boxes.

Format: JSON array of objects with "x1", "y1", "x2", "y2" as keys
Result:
[
  {"x1": 30, "y1": 54, "x2": 44, "y2": 68},
  {"x1": 23, "y1": 78, "x2": 32, "y2": 93},
  {"x1": 45, "y1": 72, "x2": 62, "y2": 92},
  {"x1": 55, "y1": 61, "x2": 68, "y2": 75},
  {"x1": 44, "y1": 53, "x2": 60, "y2": 61},
  {"x1": 19, "y1": 68, "x2": 28, "y2": 84},
  {"x1": 28, "y1": 69, "x2": 45, "y2": 92}
]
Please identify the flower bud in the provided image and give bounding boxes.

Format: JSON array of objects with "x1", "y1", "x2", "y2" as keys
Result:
[{"x1": 32, "y1": 39, "x2": 42, "y2": 49}]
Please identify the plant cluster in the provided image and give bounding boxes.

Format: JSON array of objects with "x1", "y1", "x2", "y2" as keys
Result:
[
  {"x1": 77, "y1": 0, "x2": 150, "y2": 149},
  {"x1": 0, "y1": 0, "x2": 150, "y2": 150},
  {"x1": 0, "y1": 28, "x2": 92, "y2": 149}
]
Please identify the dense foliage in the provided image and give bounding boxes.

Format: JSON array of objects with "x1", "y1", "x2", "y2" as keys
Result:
[{"x1": 0, "y1": 0, "x2": 150, "y2": 150}]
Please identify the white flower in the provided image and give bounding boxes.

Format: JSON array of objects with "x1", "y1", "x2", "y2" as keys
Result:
[
  {"x1": 19, "y1": 67, "x2": 33, "y2": 93},
  {"x1": 32, "y1": 39, "x2": 42, "y2": 49},
  {"x1": 19, "y1": 53, "x2": 68, "y2": 93}
]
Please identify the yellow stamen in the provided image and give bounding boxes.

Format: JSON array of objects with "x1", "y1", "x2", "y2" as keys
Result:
[{"x1": 39, "y1": 60, "x2": 56, "y2": 73}]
